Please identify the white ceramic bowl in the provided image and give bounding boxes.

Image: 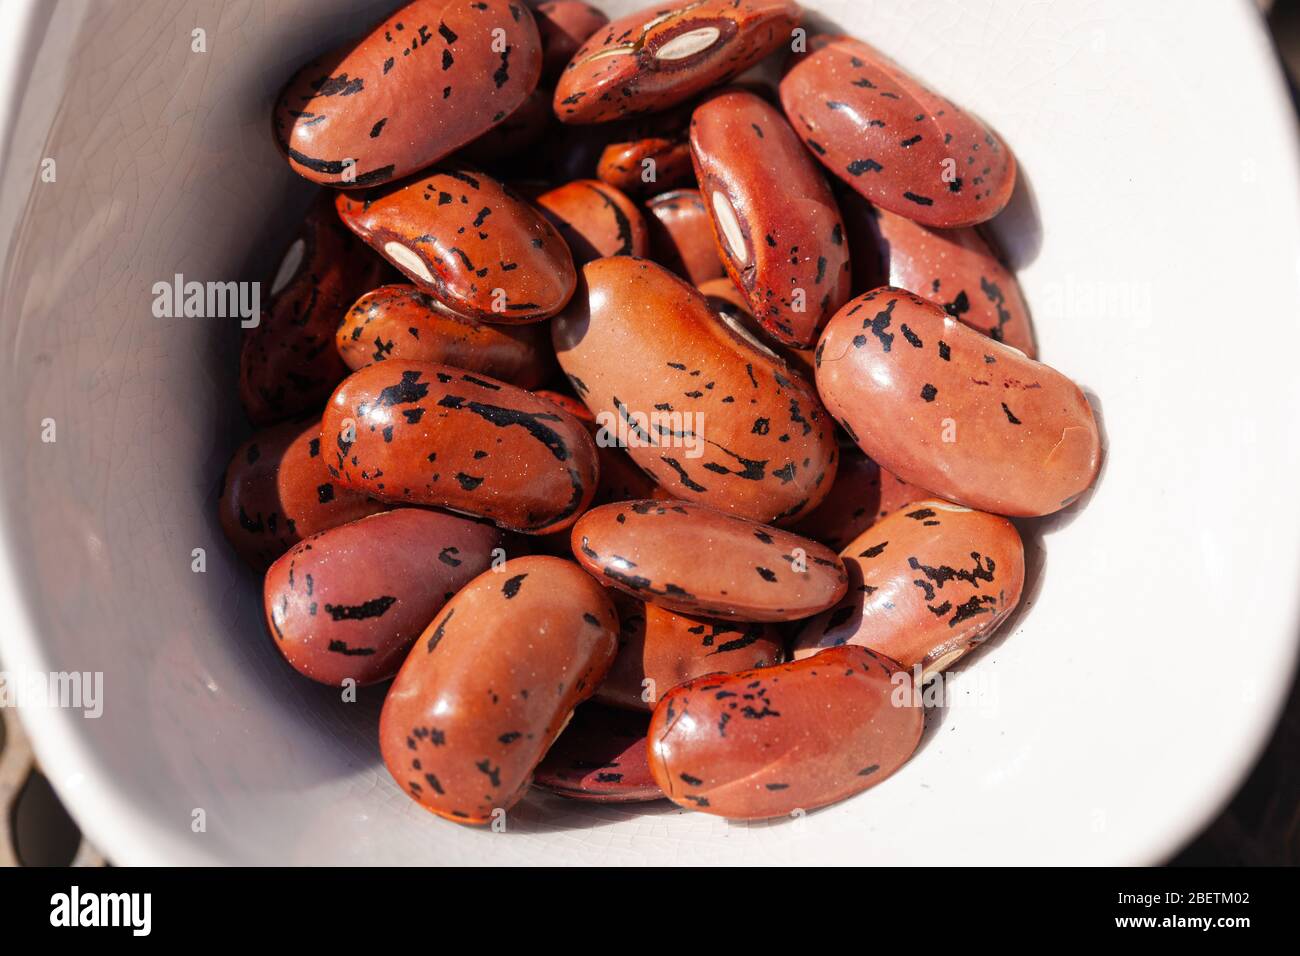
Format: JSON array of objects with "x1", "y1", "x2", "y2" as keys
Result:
[{"x1": 1, "y1": 0, "x2": 1298, "y2": 866}]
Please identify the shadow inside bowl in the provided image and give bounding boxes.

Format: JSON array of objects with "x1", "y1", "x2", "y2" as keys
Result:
[
  {"x1": 1020, "y1": 384, "x2": 1109, "y2": 537},
  {"x1": 502, "y1": 790, "x2": 679, "y2": 834},
  {"x1": 912, "y1": 512, "x2": 1049, "y2": 752},
  {"x1": 986, "y1": 163, "x2": 1043, "y2": 272}
]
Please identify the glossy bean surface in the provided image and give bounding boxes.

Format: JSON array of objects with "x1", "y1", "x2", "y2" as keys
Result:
[
  {"x1": 534, "y1": 0, "x2": 610, "y2": 79},
  {"x1": 534, "y1": 389, "x2": 662, "y2": 505},
  {"x1": 552, "y1": 256, "x2": 838, "y2": 523},
  {"x1": 596, "y1": 593, "x2": 784, "y2": 710},
  {"x1": 535, "y1": 179, "x2": 649, "y2": 264},
  {"x1": 572, "y1": 500, "x2": 846, "y2": 621},
  {"x1": 690, "y1": 89, "x2": 850, "y2": 347},
  {"x1": 265, "y1": 509, "x2": 505, "y2": 685},
  {"x1": 272, "y1": 0, "x2": 542, "y2": 187},
  {"x1": 647, "y1": 189, "x2": 726, "y2": 285},
  {"x1": 791, "y1": 443, "x2": 930, "y2": 550},
  {"x1": 647, "y1": 645, "x2": 923, "y2": 818},
  {"x1": 379, "y1": 555, "x2": 618, "y2": 823},
  {"x1": 532, "y1": 703, "x2": 662, "y2": 802},
  {"x1": 779, "y1": 34, "x2": 1016, "y2": 228},
  {"x1": 554, "y1": 0, "x2": 800, "y2": 123},
  {"x1": 842, "y1": 193, "x2": 1036, "y2": 357},
  {"x1": 322, "y1": 362, "x2": 599, "y2": 533},
  {"x1": 240, "y1": 194, "x2": 385, "y2": 425},
  {"x1": 219, "y1": 417, "x2": 387, "y2": 569},
  {"x1": 697, "y1": 277, "x2": 815, "y2": 379},
  {"x1": 815, "y1": 288, "x2": 1100, "y2": 516},
  {"x1": 793, "y1": 500, "x2": 1024, "y2": 675},
  {"x1": 597, "y1": 136, "x2": 694, "y2": 196},
  {"x1": 519, "y1": 387, "x2": 670, "y2": 562},
  {"x1": 585, "y1": 102, "x2": 697, "y2": 196},
  {"x1": 336, "y1": 284, "x2": 554, "y2": 386},
  {"x1": 336, "y1": 166, "x2": 576, "y2": 322}
]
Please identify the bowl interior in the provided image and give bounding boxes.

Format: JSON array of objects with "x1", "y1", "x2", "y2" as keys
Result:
[{"x1": 1, "y1": 0, "x2": 1299, "y2": 865}]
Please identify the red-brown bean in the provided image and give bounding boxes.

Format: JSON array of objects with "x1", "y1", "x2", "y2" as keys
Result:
[
  {"x1": 264, "y1": 509, "x2": 505, "y2": 685},
  {"x1": 595, "y1": 592, "x2": 784, "y2": 710},
  {"x1": 571, "y1": 499, "x2": 846, "y2": 621},
  {"x1": 379, "y1": 555, "x2": 618, "y2": 823},
  {"x1": 779, "y1": 34, "x2": 1016, "y2": 228},
  {"x1": 336, "y1": 166, "x2": 576, "y2": 322},
  {"x1": 815, "y1": 288, "x2": 1100, "y2": 516},
  {"x1": 792, "y1": 500, "x2": 1024, "y2": 676},
  {"x1": 647, "y1": 189, "x2": 725, "y2": 285},
  {"x1": 553, "y1": 0, "x2": 801, "y2": 123},
  {"x1": 840, "y1": 190, "x2": 1036, "y2": 357},
  {"x1": 336, "y1": 284, "x2": 555, "y2": 387},
  {"x1": 535, "y1": 179, "x2": 650, "y2": 264},
  {"x1": 646, "y1": 645, "x2": 923, "y2": 818},
  {"x1": 272, "y1": 0, "x2": 542, "y2": 188},
  {"x1": 532, "y1": 703, "x2": 662, "y2": 802},
  {"x1": 239, "y1": 194, "x2": 386, "y2": 426},
  {"x1": 552, "y1": 256, "x2": 838, "y2": 523},
  {"x1": 219, "y1": 417, "x2": 387, "y2": 569},
  {"x1": 690, "y1": 89, "x2": 850, "y2": 347},
  {"x1": 322, "y1": 362, "x2": 599, "y2": 533}
]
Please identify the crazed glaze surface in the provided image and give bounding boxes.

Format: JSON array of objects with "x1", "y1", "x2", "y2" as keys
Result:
[
  {"x1": 646, "y1": 645, "x2": 923, "y2": 818},
  {"x1": 322, "y1": 361, "x2": 599, "y2": 533},
  {"x1": 779, "y1": 34, "x2": 1016, "y2": 228},
  {"x1": 534, "y1": 0, "x2": 611, "y2": 79},
  {"x1": 793, "y1": 500, "x2": 1024, "y2": 675},
  {"x1": 532, "y1": 703, "x2": 662, "y2": 801},
  {"x1": 264, "y1": 509, "x2": 504, "y2": 686},
  {"x1": 535, "y1": 178, "x2": 649, "y2": 264},
  {"x1": 596, "y1": 592, "x2": 784, "y2": 710},
  {"x1": 790, "y1": 442, "x2": 930, "y2": 550},
  {"x1": 690, "y1": 89, "x2": 849, "y2": 347},
  {"x1": 239, "y1": 193, "x2": 386, "y2": 426},
  {"x1": 336, "y1": 284, "x2": 555, "y2": 386},
  {"x1": 552, "y1": 256, "x2": 838, "y2": 523},
  {"x1": 219, "y1": 417, "x2": 388, "y2": 569},
  {"x1": 336, "y1": 166, "x2": 576, "y2": 322},
  {"x1": 647, "y1": 189, "x2": 726, "y2": 284},
  {"x1": 816, "y1": 287, "x2": 1100, "y2": 516},
  {"x1": 379, "y1": 556, "x2": 618, "y2": 823},
  {"x1": 841, "y1": 191, "x2": 1036, "y2": 357},
  {"x1": 571, "y1": 499, "x2": 846, "y2": 620},
  {"x1": 272, "y1": 0, "x2": 542, "y2": 187},
  {"x1": 553, "y1": 0, "x2": 801, "y2": 123}
]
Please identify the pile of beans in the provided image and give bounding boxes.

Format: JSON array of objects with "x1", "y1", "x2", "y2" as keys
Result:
[{"x1": 221, "y1": 0, "x2": 1102, "y2": 825}]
